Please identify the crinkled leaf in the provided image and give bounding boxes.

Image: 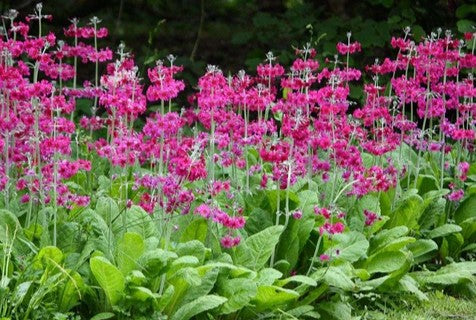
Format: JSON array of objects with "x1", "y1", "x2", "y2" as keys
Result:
[
  {"x1": 180, "y1": 218, "x2": 208, "y2": 243},
  {"x1": 407, "y1": 239, "x2": 438, "y2": 264},
  {"x1": 219, "y1": 278, "x2": 257, "y2": 314},
  {"x1": 252, "y1": 285, "x2": 299, "y2": 311},
  {"x1": 366, "y1": 250, "x2": 407, "y2": 274},
  {"x1": 116, "y1": 232, "x2": 145, "y2": 275},
  {"x1": 428, "y1": 224, "x2": 462, "y2": 239},
  {"x1": 170, "y1": 295, "x2": 227, "y2": 320},
  {"x1": 90, "y1": 256, "x2": 125, "y2": 305},
  {"x1": 326, "y1": 231, "x2": 369, "y2": 263},
  {"x1": 235, "y1": 225, "x2": 284, "y2": 270}
]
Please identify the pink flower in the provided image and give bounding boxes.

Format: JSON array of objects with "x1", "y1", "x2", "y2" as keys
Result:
[
  {"x1": 364, "y1": 209, "x2": 379, "y2": 226},
  {"x1": 319, "y1": 254, "x2": 330, "y2": 262},
  {"x1": 292, "y1": 210, "x2": 302, "y2": 220},
  {"x1": 448, "y1": 189, "x2": 464, "y2": 202},
  {"x1": 220, "y1": 235, "x2": 241, "y2": 249}
]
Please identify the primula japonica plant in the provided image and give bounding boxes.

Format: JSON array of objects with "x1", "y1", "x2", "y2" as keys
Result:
[{"x1": 0, "y1": 4, "x2": 475, "y2": 320}]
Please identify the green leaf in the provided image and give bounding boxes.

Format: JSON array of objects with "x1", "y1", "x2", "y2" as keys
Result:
[
  {"x1": 460, "y1": 218, "x2": 476, "y2": 242},
  {"x1": 275, "y1": 190, "x2": 319, "y2": 273},
  {"x1": 77, "y1": 208, "x2": 112, "y2": 257},
  {"x1": 34, "y1": 246, "x2": 64, "y2": 270},
  {"x1": 398, "y1": 275, "x2": 428, "y2": 301},
  {"x1": 96, "y1": 196, "x2": 119, "y2": 222},
  {"x1": 180, "y1": 218, "x2": 208, "y2": 243},
  {"x1": 325, "y1": 231, "x2": 369, "y2": 263},
  {"x1": 0, "y1": 209, "x2": 23, "y2": 242},
  {"x1": 276, "y1": 275, "x2": 317, "y2": 287},
  {"x1": 219, "y1": 278, "x2": 257, "y2": 314},
  {"x1": 176, "y1": 240, "x2": 206, "y2": 263},
  {"x1": 255, "y1": 268, "x2": 283, "y2": 286},
  {"x1": 428, "y1": 224, "x2": 462, "y2": 239},
  {"x1": 140, "y1": 249, "x2": 177, "y2": 277},
  {"x1": 266, "y1": 190, "x2": 300, "y2": 213},
  {"x1": 366, "y1": 250, "x2": 407, "y2": 274},
  {"x1": 59, "y1": 270, "x2": 84, "y2": 311},
  {"x1": 318, "y1": 301, "x2": 351, "y2": 320},
  {"x1": 369, "y1": 226, "x2": 409, "y2": 253},
  {"x1": 288, "y1": 305, "x2": 319, "y2": 318},
  {"x1": 252, "y1": 285, "x2": 299, "y2": 311},
  {"x1": 201, "y1": 261, "x2": 256, "y2": 278},
  {"x1": 235, "y1": 225, "x2": 284, "y2": 270},
  {"x1": 170, "y1": 295, "x2": 227, "y2": 320},
  {"x1": 11, "y1": 281, "x2": 32, "y2": 307},
  {"x1": 385, "y1": 193, "x2": 423, "y2": 229},
  {"x1": 90, "y1": 256, "x2": 125, "y2": 305},
  {"x1": 371, "y1": 236, "x2": 415, "y2": 255},
  {"x1": 419, "y1": 196, "x2": 446, "y2": 230},
  {"x1": 119, "y1": 205, "x2": 158, "y2": 239},
  {"x1": 456, "y1": 4, "x2": 476, "y2": 19},
  {"x1": 312, "y1": 267, "x2": 354, "y2": 291},
  {"x1": 180, "y1": 267, "x2": 219, "y2": 305},
  {"x1": 454, "y1": 194, "x2": 476, "y2": 224},
  {"x1": 407, "y1": 239, "x2": 438, "y2": 264},
  {"x1": 116, "y1": 232, "x2": 145, "y2": 275},
  {"x1": 457, "y1": 19, "x2": 475, "y2": 33},
  {"x1": 130, "y1": 286, "x2": 159, "y2": 302},
  {"x1": 411, "y1": 262, "x2": 476, "y2": 286},
  {"x1": 245, "y1": 207, "x2": 274, "y2": 235},
  {"x1": 416, "y1": 175, "x2": 438, "y2": 195},
  {"x1": 90, "y1": 313, "x2": 115, "y2": 320}
]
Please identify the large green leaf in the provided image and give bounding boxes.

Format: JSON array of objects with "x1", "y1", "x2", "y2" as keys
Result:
[
  {"x1": 407, "y1": 239, "x2": 438, "y2": 264},
  {"x1": 255, "y1": 268, "x2": 283, "y2": 286},
  {"x1": 77, "y1": 208, "x2": 113, "y2": 257},
  {"x1": 460, "y1": 218, "x2": 476, "y2": 243},
  {"x1": 366, "y1": 250, "x2": 407, "y2": 274},
  {"x1": 59, "y1": 270, "x2": 85, "y2": 311},
  {"x1": 318, "y1": 301, "x2": 351, "y2": 320},
  {"x1": 419, "y1": 196, "x2": 446, "y2": 230},
  {"x1": 180, "y1": 218, "x2": 208, "y2": 243},
  {"x1": 312, "y1": 267, "x2": 354, "y2": 291},
  {"x1": 454, "y1": 194, "x2": 476, "y2": 224},
  {"x1": 244, "y1": 207, "x2": 274, "y2": 235},
  {"x1": 117, "y1": 205, "x2": 158, "y2": 239},
  {"x1": 276, "y1": 275, "x2": 317, "y2": 287},
  {"x1": 398, "y1": 275, "x2": 428, "y2": 301},
  {"x1": 218, "y1": 278, "x2": 257, "y2": 314},
  {"x1": 325, "y1": 231, "x2": 369, "y2": 263},
  {"x1": 170, "y1": 295, "x2": 227, "y2": 320},
  {"x1": 140, "y1": 249, "x2": 177, "y2": 277},
  {"x1": 96, "y1": 196, "x2": 119, "y2": 223},
  {"x1": 370, "y1": 236, "x2": 415, "y2": 255},
  {"x1": 276, "y1": 190, "x2": 318, "y2": 273},
  {"x1": 369, "y1": 226, "x2": 409, "y2": 253},
  {"x1": 0, "y1": 209, "x2": 22, "y2": 238},
  {"x1": 176, "y1": 240, "x2": 206, "y2": 263},
  {"x1": 385, "y1": 193, "x2": 423, "y2": 229},
  {"x1": 116, "y1": 232, "x2": 145, "y2": 275},
  {"x1": 90, "y1": 256, "x2": 125, "y2": 305},
  {"x1": 428, "y1": 224, "x2": 462, "y2": 239},
  {"x1": 266, "y1": 190, "x2": 300, "y2": 213},
  {"x1": 34, "y1": 246, "x2": 64, "y2": 270},
  {"x1": 180, "y1": 266, "x2": 219, "y2": 305},
  {"x1": 411, "y1": 262, "x2": 476, "y2": 286},
  {"x1": 252, "y1": 285, "x2": 299, "y2": 311},
  {"x1": 235, "y1": 225, "x2": 284, "y2": 270}
]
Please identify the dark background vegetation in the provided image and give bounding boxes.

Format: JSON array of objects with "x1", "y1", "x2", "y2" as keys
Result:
[{"x1": 1, "y1": 0, "x2": 475, "y2": 86}]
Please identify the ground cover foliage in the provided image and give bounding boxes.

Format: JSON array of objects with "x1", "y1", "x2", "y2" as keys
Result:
[{"x1": 0, "y1": 3, "x2": 476, "y2": 319}]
